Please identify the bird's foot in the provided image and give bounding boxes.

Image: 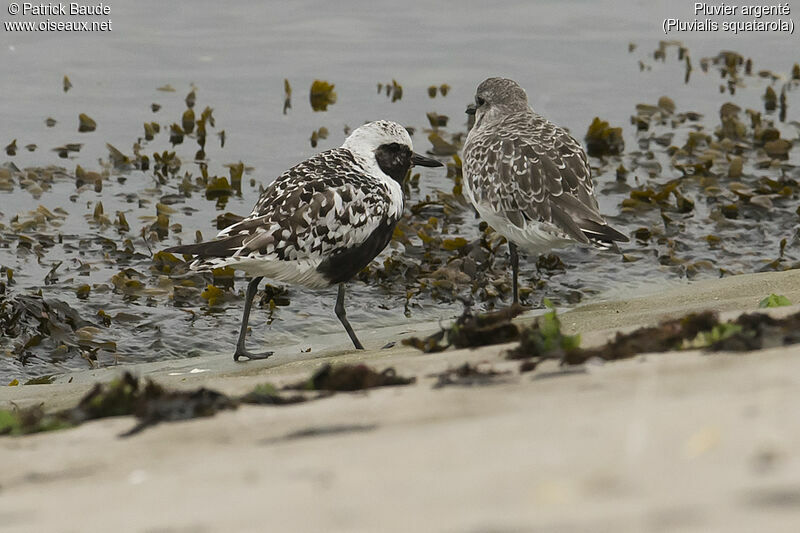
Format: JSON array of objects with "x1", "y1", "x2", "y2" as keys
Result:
[{"x1": 233, "y1": 349, "x2": 274, "y2": 362}]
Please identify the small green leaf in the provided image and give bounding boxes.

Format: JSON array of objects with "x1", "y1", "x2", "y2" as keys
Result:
[
  {"x1": 759, "y1": 294, "x2": 792, "y2": 308},
  {"x1": 0, "y1": 410, "x2": 22, "y2": 434},
  {"x1": 562, "y1": 333, "x2": 581, "y2": 351},
  {"x1": 250, "y1": 383, "x2": 278, "y2": 396},
  {"x1": 686, "y1": 323, "x2": 743, "y2": 349}
]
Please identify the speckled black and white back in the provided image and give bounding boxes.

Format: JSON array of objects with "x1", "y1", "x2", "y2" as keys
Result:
[
  {"x1": 463, "y1": 77, "x2": 627, "y2": 254},
  {"x1": 167, "y1": 121, "x2": 413, "y2": 288}
]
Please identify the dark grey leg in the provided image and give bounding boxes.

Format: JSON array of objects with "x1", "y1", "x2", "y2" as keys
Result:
[
  {"x1": 509, "y1": 242, "x2": 520, "y2": 305},
  {"x1": 335, "y1": 283, "x2": 364, "y2": 350},
  {"x1": 234, "y1": 276, "x2": 274, "y2": 361}
]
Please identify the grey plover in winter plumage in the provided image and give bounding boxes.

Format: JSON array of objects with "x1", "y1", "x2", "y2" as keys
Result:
[
  {"x1": 165, "y1": 120, "x2": 443, "y2": 360},
  {"x1": 462, "y1": 77, "x2": 628, "y2": 304}
]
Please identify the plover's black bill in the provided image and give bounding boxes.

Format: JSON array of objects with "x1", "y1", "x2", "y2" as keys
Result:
[
  {"x1": 465, "y1": 103, "x2": 477, "y2": 115},
  {"x1": 411, "y1": 152, "x2": 444, "y2": 167}
]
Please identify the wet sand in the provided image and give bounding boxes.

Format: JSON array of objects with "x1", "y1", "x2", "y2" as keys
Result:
[{"x1": 3, "y1": 268, "x2": 800, "y2": 532}]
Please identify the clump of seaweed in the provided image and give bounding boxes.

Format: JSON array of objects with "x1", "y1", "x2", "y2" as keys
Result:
[
  {"x1": 78, "y1": 113, "x2": 96, "y2": 133},
  {"x1": 239, "y1": 383, "x2": 306, "y2": 405},
  {"x1": 516, "y1": 309, "x2": 800, "y2": 371},
  {"x1": 426, "y1": 84, "x2": 450, "y2": 98},
  {"x1": 0, "y1": 360, "x2": 416, "y2": 437},
  {"x1": 0, "y1": 289, "x2": 116, "y2": 366},
  {"x1": 402, "y1": 304, "x2": 524, "y2": 353},
  {"x1": 506, "y1": 300, "x2": 581, "y2": 360},
  {"x1": 584, "y1": 117, "x2": 624, "y2": 157},
  {"x1": 0, "y1": 372, "x2": 236, "y2": 437},
  {"x1": 378, "y1": 79, "x2": 403, "y2": 102},
  {"x1": 283, "y1": 79, "x2": 292, "y2": 114},
  {"x1": 284, "y1": 363, "x2": 415, "y2": 391},
  {"x1": 309, "y1": 80, "x2": 337, "y2": 111},
  {"x1": 310, "y1": 126, "x2": 329, "y2": 148},
  {"x1": 557, "y1": 311, "x2": 718, "y2": 366},
  {"x1": 431, "y1": 362, "x2": 512, "y2": 388}
]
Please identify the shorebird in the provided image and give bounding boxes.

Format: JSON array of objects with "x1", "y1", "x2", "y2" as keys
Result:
[
  {"x1": 166, "y1": 120, "x2": 443, "y2": 360},
  {"x1": 462, "y1": 77, "x2": 628, "y2": 304}
]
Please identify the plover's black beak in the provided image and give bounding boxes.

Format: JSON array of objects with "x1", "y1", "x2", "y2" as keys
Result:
[
  {"x1": 465, "y1": 103, "x2": 477, "y2": 115},
  {"x1": 411, "y1": 152, "x2": 444, "y2": 167}
]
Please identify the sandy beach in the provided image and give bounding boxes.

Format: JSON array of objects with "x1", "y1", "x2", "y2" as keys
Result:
[{"x1": 3, "y1": 269, "x2": 800, "y2": 532}]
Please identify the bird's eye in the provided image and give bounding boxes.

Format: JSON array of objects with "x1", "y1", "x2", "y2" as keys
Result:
[{"x1": 476, "y1": 96, "x2": 486, "y2": 106}]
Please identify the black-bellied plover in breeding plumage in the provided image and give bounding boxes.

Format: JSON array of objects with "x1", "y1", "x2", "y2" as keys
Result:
[
  {"x1": 463, "y1": 77, "x2": 628, "y2": 305},
  {"x1": 165, "y1": 120, "x2": 443, "y2": 360}
]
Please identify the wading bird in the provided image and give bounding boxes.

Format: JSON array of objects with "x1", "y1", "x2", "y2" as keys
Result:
[
  {"x1": 462, "y1": 77, "x2": 628, "y2": 304},
  {"x1": 166, "y1": 120, "x2": 443, "y2": 360}
]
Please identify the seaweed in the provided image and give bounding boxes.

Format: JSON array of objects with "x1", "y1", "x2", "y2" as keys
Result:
[
  {"x1": 379, "y1": 79, "x2": 403, "y2": 102},
  {"x1": 764, "y1": 86, "x2": 777, "y2": 111},
  {"x1": 431, "y1": 362, "x2": 512, "y2": 388},
  {"x1": 284, "y1": 363, "x2": 415, "y2": 392},
  {"x1": 0, "y1": 373, "x2": 235, "y2": 437},
  {"x1": 402, "y1": 329, "x2": 449, "y2": 353},
  {"x1": 449, "y1": 304, "x2": 523, "y2": 349},
  {"x1": 513, "y1": 310, "x2": 800, "y2": 370},
  {"x1": 258, "y1": 283, "x2": 290, "y2": 309},
  {"x1": 78, "y1": 113, "x2": 96, "y2": 132},
  {"x1": 24, "y1": 375, "x2": 56, "y2": 385},
  {"x1": 403, "y1": 304, "x2": 523, "y2": 353},
  {"x1": 506, "y1": 301, "x2": 580, "y2": 361},
  {"x1": 0, "y1": 289, "x2": 115, "y2": 363},
  {"x1": 585, "y1": 117, "x2": 624, "y2": 157},
  {"x1": 182, "y1": 109, "x2": 195, "y2": 134},
  {"x1": 0, "y1": 407, "x2": 73, "y2": 436},
  {"x1": 169, "y1": 123, "x2": 185, "y2": 145},
  {"x1": 240, "y1": 383, "x2": 306, "y2": 405},
  {"x1": 122, "y1": 384, "x2": 235, "y2": 436},
  {"x1": 309, "y1": 80, "x2": 337, "y2": 111},
  {"x1": 185, "y1": 88, "x2": 196, "y2": 108},
  {"x1": 283, "y1": 79, "x2": 292, "y2": 114},
  {"x1": 426, "y1": 132, "x2": 458, "y2": 156},
  {"x1": 559, "y1": 311, "x2": 719, "y2": 365},
  {"x1": 426, "y1": 112, "x2": 449, "y2": 128},
  {"x1": 310, "y1": 127, "x2": 329, "y2": 148}
]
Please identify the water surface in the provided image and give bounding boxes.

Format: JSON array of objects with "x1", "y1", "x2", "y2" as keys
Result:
[{"x1": 1, "y1": 0, "x2": 798, "y2": 379}]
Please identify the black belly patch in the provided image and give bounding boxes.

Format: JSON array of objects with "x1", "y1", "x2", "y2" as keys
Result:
[{"x1": 316, "y1": 218, "x2": 398, "y2": 284}]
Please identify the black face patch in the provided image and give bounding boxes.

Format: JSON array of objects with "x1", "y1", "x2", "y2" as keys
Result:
[{"x1": 374, "y1": 143, "x2": 413, "y2": 184}]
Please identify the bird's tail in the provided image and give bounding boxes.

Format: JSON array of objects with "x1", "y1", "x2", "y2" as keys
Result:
[
  {"x1": 580, "y1": 220, "x2": 629, "y2": 252},
  {"x1": 164, "y1": 234, "x2": 247, "y2": 258}
]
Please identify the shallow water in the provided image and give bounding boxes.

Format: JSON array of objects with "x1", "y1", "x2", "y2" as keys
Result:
[{"x1": 1, "y1": 0, "x2": 798, "y2": 379}]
